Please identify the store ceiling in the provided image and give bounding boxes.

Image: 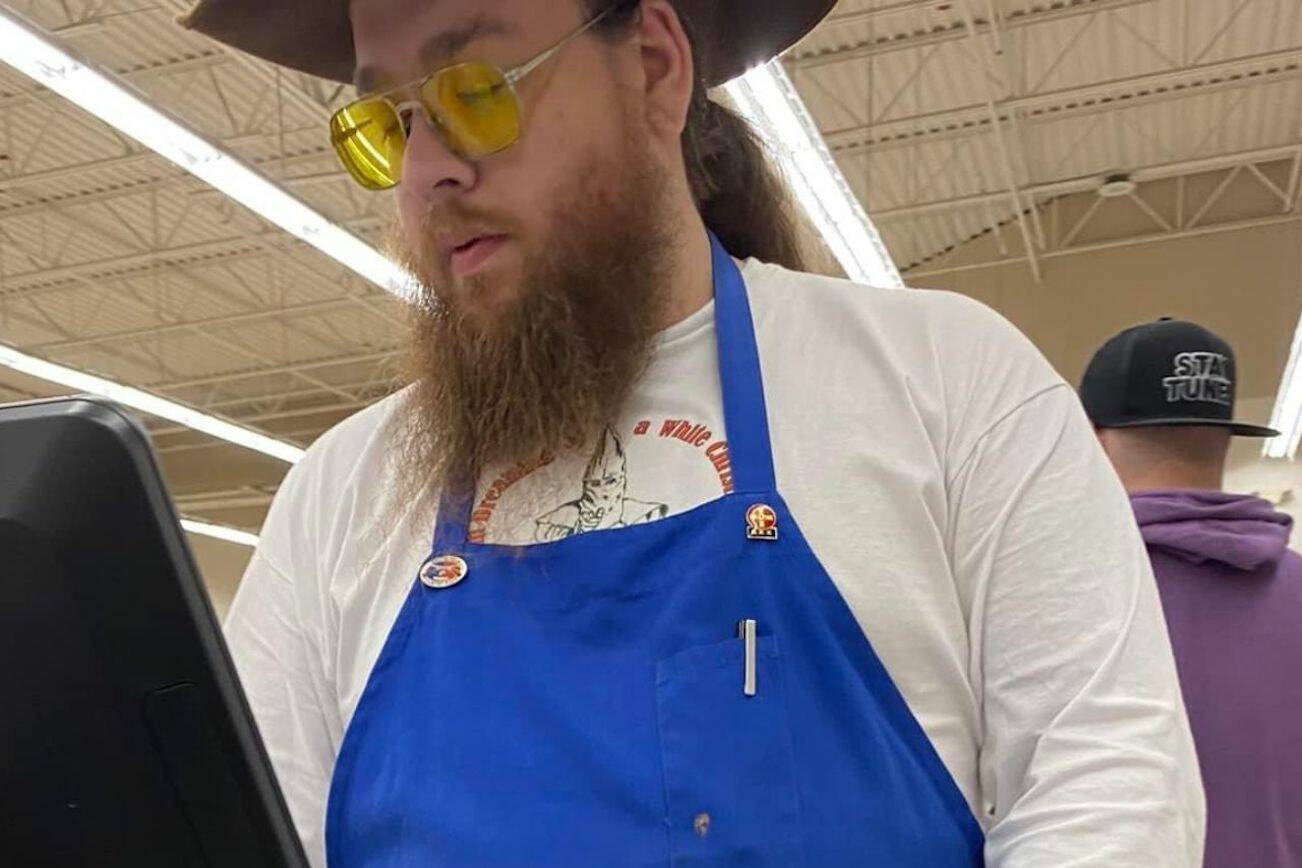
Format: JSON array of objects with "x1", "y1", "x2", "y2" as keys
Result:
[{"x1": 1, "y1": 0, "x2": 1299, "y2": 535}]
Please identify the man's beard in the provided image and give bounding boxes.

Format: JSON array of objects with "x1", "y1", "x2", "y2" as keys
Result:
[{"x1": 388, "y1": 142, "x2": 676, "y2": 514}]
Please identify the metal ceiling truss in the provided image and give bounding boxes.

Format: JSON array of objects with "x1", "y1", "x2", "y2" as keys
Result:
[
  {"x1": 830, "y1": 47, "x2": 1302, "y2": 157},
  {"x1": 825, "y1": 0, "x2": 1302, "y2": 274},
  {"x1": 792, "y1": 0, "x2": 1161, "y2": 69},
  {"x1": 905, "y1": 151, "x2": 1302, "y2": 278},
  {"x1": 874, "y1": 142, "x2": 1302, "y2": 220},
  {"x1": 173, "y1": 487, "x2": 276, "y2": 512}
]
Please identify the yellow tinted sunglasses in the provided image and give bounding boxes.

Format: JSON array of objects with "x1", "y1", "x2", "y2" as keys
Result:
[{"x1": 329, "y1": 2, "x2": 626, "y2": 190}]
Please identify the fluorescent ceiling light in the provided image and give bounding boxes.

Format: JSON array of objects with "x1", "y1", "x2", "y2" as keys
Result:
[
  {"x1": 1264, "y1": 312, "x2": 1302, "y2": 459},
  {"x1": 725, "y1": 60, "x2": 905, "y2": 289},
  {"x1": 181, "y1": 518, "x2": 259, "y2": 548},
  {"x1": 0, "y1": 7, "x2": 417, "y2": 303},
  {"x1": 0, "y1": 340, "x2": 305, "y2": 464}
]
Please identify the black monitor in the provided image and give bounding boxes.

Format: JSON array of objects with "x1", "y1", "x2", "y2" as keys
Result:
[{"x1": 0, "y1": 396, "x2": 307, "y2": 868}]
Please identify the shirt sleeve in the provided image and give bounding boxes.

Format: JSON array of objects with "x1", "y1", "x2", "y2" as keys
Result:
[
  {"x1": 224, "y1": 472, "x2": 338, "y2": 868},
  {"x1": 947, "y1": 384, "x2": 1205, "y2": 866}
]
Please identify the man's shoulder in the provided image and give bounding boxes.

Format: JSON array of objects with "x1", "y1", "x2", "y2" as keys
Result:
[
  {"x1": 251, "y1": 387, "x2": 412, "y2": 579},
  {"x1": 273, "y1": 387, "x2": 409, "y2": 508},
  {"x1": 740, "y1": 258, "x2": 1022, "y2": 350},
  {"x1": 739, "y1": 258, "x2": 1069, "y2": 461},
  {"x1": 309, "y1": 387, "x2": 407, "y2": 462},
  {"x1": 740, "y1": 258, "x2": 1056, "y2": 392}
]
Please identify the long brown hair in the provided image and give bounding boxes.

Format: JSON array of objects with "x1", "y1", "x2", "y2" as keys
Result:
[{"x1": 588, "y1": 0, "x2": 808, "y2": 271}]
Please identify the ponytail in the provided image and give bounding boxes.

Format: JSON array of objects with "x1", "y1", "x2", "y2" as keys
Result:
[
  {"x1": 681, "y1": 88, "x2": 807, "y2": 270},
  {"x1": 590, "y1": 0, "x2": 810, "y2": 271}
]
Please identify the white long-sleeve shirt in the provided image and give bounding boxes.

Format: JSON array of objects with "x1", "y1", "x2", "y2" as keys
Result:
[{"x1": 225, "y1": 257, "x2": 1205, "y2": 866}]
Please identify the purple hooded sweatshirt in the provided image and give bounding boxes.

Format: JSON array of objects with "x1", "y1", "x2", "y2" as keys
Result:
[{"x1": 1132, "y1": 490, "x2": 1302, "y2": 867}]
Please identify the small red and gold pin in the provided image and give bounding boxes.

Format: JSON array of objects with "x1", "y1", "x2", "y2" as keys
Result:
[{"x1": 745, "y1": 504, "x2": 778, "y2": 541}]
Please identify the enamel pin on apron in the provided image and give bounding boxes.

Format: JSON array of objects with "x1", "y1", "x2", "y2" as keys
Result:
[
  {"x1": 745, "y1": 503, "x2": 778, "y2": 541},
  {"x1": 419, "y1": 554, "x2": 469, "y2": 590}
]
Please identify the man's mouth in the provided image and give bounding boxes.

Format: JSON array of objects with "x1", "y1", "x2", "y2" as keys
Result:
[{"x1": 447, "y1": 234, "x2": 508, "y2": 279}]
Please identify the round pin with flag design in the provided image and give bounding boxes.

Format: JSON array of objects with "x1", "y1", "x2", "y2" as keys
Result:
[{"x1": 420, "y1": 554, "x2": 469, "y2": 589}]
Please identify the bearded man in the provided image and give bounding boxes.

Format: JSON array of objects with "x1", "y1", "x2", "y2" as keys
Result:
[{"x1": 182, "y1": 0, "x2": 1205, "y2": 864}]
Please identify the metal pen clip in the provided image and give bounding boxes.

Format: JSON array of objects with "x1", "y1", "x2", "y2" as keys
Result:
[{"x1": 737, "y1": 619, "x2": 757, "y2": 697}]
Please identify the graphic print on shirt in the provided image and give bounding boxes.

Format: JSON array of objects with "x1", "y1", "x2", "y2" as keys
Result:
[
  {"x1": 534, "y1": 427, "x2": 668, "y2": 542},
  {"x1": 466, "y1": 417, "x2": 733, "y2": 545}
]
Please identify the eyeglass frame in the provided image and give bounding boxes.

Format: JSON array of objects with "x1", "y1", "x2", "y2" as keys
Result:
[{"x1": 334, "y1": 0, "x2": 636, "y2": 161}]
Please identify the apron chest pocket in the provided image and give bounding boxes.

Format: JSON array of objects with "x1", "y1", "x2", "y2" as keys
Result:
[{"x1": 654, "y1": 635, "x2": 807, "y2": 867}]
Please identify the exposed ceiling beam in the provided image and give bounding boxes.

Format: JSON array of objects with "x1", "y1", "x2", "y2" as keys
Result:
[
  {"x1": 1, "y1": 240, "x2": 345, "y2": 303},
  {"x1": 0, "y1": 124, "x2": 322, "y2": 187},
  {"x1": 173, "y1": 489, "x2": 276, "y2": 511},
  {"x1": 0, "y1": 51, "x2": 229, "y2": 112},
  {"x1": 0, "y1": 200, "x2": 368, "y2": 405},
  {"x1": 0, "y1": 380, "x2": 40, "y2": 400},
  {"x1": 150, "y1": 397, "x2": 376, "y2": 438},
  {"x1": 0, "y1": 146, "x2": 338, "y2": 219},
  {"x1": 871, "y1": 146, "x2": 1302, "y2": 220},
  {"x1": 954, "y1": 0, "x2": 1042, "y2": 282},
  {"x1": 905, "y1": 212, "x2": 1302, "y2": 279},
  {"x1": 193, "y1": 377, "x2": 399, "y2": 413},
  {"x1": 155, "y1": 426, "x2": 320, "y2": 456},
  {"x1": 829, "y1": 47, "x2": 1302, "y2": 157},
  {"x1": 30, "y1": 295, "x2": 391, "y2": 352},
  {"x1": 0, "y1": 208, "x2": 384, "y2": 295},
  {"x1": 151, "y1": 348, "x2": 401, "y2": 392},
  {"x1": 790, "y1": 0, "x2": 1158, "y2": 69},
  {"x1": 0, "y1": 234, "x2": 279, "y2": 288},
  {"x1": 816, "y1": 0, "x2": 950, "y2": 28}
]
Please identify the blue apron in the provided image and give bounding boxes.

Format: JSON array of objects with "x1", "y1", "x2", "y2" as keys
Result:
[{"x1": 326, "y1": 235, "x2": 984, "y2": 866}]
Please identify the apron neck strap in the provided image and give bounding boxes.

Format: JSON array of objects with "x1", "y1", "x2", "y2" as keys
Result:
[
  {"x1": 434, "y1": 486, "x2": 474, "y2": 552},
  {"x1": 432, "y1": 232, "x2": 776, "y2": 547},
  {"x1": 708, "y1": 233, "x2": 776, "y2": 494}
]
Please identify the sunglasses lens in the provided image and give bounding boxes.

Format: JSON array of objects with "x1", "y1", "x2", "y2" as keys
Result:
[
  {"x1": 330, "y1": 98, "x2": 406, "y2": 190},
  {"x1": 424, "y1": 61, "x2": 521, "y2": 158}
]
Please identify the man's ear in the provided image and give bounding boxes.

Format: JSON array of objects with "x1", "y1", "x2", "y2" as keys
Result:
[{"x1": 634, "y1": 0, "x2": 694, "y2": 139}]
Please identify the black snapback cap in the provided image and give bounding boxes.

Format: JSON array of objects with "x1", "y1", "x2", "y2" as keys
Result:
[{"x1": 1079, "y1": 318, "x2": 1279, "y2": 438}]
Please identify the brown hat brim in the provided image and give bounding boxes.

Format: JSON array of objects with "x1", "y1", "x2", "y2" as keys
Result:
[{"x1": 180, "y1": 0, "x2": 834, "y2": 89}]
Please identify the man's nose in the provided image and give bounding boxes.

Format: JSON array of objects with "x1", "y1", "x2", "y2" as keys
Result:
[{"x1": 400, "y1": 113, "x2": 477, "y2": 197}]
